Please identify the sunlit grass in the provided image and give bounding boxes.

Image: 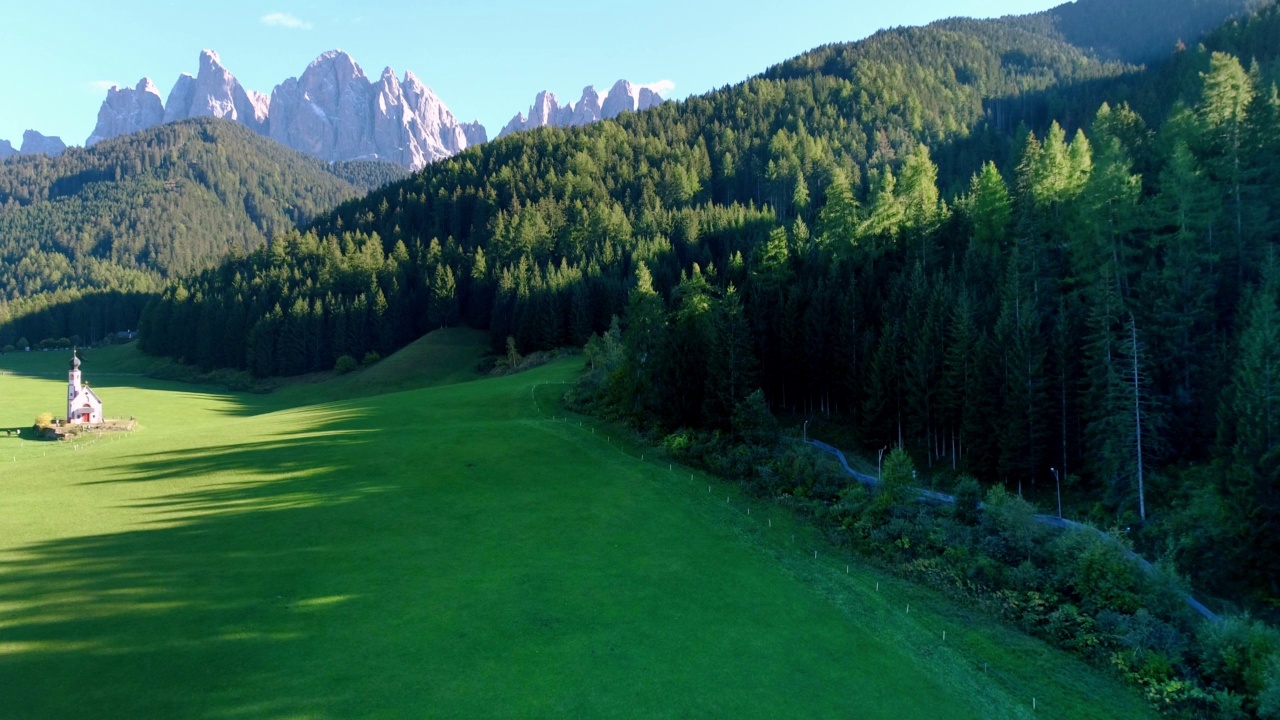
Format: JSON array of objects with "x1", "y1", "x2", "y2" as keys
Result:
[{"x1": 0, "y1": 333, "x2": 1154, "y2": 719}]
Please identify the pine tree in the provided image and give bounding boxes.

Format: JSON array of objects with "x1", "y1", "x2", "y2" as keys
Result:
[
  {"x1": 903, "y1": 264, "x2": 945, "y2": 463},
  {"x1": 618, "y1": 264, "x2": 666, "y2": 419},
  {"x1": 658, "y1": 266, "x2": 713, "y2": 427},
  {"x1": 897, "y1": 144, "x2": 943, "y2": 266},
  {"x1": 1147, "y1": 139, "x2": 1218, "y2": 444},
  {"x1": 816, "y1": 168, "x2": 860, "y2": 252},
  {"x1": 941, "y1": 289, "x2": 983, "y2": 470},
  {"x1": 704, "y1": 285, "x2": 758, "y2": 426},
  {"x1": 994, "y1": 255, "x2": 1047, "y2": 492},
  {"x1": 428, "y1": 264, "x2": 458, "y2": 329},
  {"x1": 1198, "y1": 52, "x2": 1255, "y2": 285},
  {"x1": 966, "y1": 162, "x2": 1012, "y2": 253},
  {"x1": 864, "y1": 319, "x2": 905, "y2": 450},
  {"x1": 1220, "y1": 259, "x2": 1280, "y2": 593},
  {"x1": 1076, "y1": 132, "x2": 1142, "y2": 296}
]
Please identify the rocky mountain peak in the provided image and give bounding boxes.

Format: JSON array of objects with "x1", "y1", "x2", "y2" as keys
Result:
[
  {"x1": 498, "y1": 80, "x2": 665, "y2": 139},
  {"x1": 21, "y1": 130, "x2": 67, "y2": 157},
  {"x1": 159, "y1": 50, "x2": 267, "y2": 133},
  {"x1": 0, "y1": 139, "x2": 16, "y2": 159},
  {"x1": 86, "y1": 77, "x2": 165, "y2": 146},
  {"x1": 79, "y1": 48, "x2": 654, "y2": 169},
  {"x1": 265, "y1": 50, "x2": 481, "y2": 169},
  {"x1": 198, "y1": 49, "x2": 223, "y2": 76}
]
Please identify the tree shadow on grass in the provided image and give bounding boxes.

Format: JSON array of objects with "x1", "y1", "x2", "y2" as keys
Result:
[{"x1": 0, "y1": 403, "x2": 438, "y2": 719}]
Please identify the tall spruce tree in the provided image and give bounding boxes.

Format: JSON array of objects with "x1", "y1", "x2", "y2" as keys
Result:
[
  {"x1": 1219, "y1": 259, "x2": 1280, "y2": 592},
  {"x1": 704, "y1": 285, "x2": 759, "y2": 426}
]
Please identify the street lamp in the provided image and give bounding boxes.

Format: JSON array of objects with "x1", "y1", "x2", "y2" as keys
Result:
[
  {"x1": 877, "y1": 446, "x2": 888, "y2": 483},
  {"x1": 1051, "y1": 467, "x2": 1062, "y2": 519}
]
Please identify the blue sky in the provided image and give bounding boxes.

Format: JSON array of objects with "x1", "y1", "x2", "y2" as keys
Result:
[{"x1": 0, "y1": 0, "x2": 1063, "y2": 148}]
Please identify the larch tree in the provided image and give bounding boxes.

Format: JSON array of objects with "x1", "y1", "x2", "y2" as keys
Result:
[{"x1": 1197, "y1": 52, "x2": 1254, "y2": 285}]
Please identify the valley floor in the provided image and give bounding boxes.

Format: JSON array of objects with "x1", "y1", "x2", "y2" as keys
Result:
[{"x1": 0, "y1": 334, "x2": 1153, "y2": 719}]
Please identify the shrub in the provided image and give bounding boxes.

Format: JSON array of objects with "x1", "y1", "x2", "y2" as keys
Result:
[
  {"x1": 202, "y1": 368, "x2": 256, "y2": 392},
  {"x1": 982, "y1": 486, "x2": 1045, "y2": 565},
  {"x1": 505, "y1": 336, "x2": 521, "y2": 368},
  {"x1": 1259, "y1": 657, "x2": 1280, "y2": 720},
  {"x1": 953, "y1": 475, "x2": 983, "y2": 525},
  {"x1": 731, "y1": 389, "x2": 779, "y2": 446},
  {"x1": 334, "y1": 355, "x2": 358, "y2": 374},
  {"x1": 15, "y1": 337, "x2": 28, "y2": 350},
  {"x1": 1098, "y1": 609, "x2": 1189, "y2": 669},
  {"x1": 860, "y1": 448, "x2": 915, "y2": 526},
  {"x1": 362, "y1": 351, "x2": 381, "y2": 366},
  {"x1": 33, "y1": 413, "x2": 53, "y2": 429},
  {"x1": 835, "y1": 483, "x2": 870, "y2": 524},
  {"x1": 1051, "y1": 529, "x2": 1145, "y2": 614},
  {"x1": 1197, "y1": 616, "x2": 1280, "y2": 701},
  {"x1": 1, "y1": 344, "x2": 13, "y2": 354}
]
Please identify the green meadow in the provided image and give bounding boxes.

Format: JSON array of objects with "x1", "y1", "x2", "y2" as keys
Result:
[{"x1": 0, "y1": 332, "x2": 1153, "y2": 719}]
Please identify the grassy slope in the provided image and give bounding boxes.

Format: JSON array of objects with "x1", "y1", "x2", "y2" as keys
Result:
[{"x1": 0, "y1": 335, "x2": 1153, "y2": 719}]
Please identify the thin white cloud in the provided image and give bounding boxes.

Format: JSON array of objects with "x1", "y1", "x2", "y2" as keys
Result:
[
  {"x1": 88, "y1": 80, "x2": 118, "y2": 93},
  {"x1": 260, "y1": 11, "x2": 313, "y2": 30},
  {"x1": 641, "y1": 80, "x2": 676, "y2": 98}
]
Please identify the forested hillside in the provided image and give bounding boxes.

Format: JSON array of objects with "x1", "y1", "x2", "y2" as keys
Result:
[
  {"x1": 142, "y1": 0, "x2": 1279, "y2": 602},
  {"x1": 0, "y1": 119, "x2": 406, "y2": 347}
]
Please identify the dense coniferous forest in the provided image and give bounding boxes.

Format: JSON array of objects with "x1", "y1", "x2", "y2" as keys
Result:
[
  {"x1": 136, "y1": 1, "x2": 1280, "y2": 702},
  {"x1": 0, "y1": 119, "x2": 406, "y2": 347}
]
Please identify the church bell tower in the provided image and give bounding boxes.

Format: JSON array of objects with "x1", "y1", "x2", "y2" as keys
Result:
[{"x1": 67, "y1": 349, "x2": 82, "y2": 419}]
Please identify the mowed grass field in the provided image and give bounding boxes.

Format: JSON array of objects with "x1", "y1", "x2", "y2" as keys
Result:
[{"x1": 0, "y1": 332, "x2": 1154, "y2": 719}]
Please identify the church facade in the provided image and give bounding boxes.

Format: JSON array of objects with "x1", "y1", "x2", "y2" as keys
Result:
[{"x1": 67, "y1": 350, "x2": 103, "y2": 424}]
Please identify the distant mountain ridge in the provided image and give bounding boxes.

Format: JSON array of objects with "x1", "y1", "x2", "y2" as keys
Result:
[
  {"x1": 0, "y1": 51, "x2": 668, "y2": 170},
  {"x1": 79, "y1": 49, "x2": 481, "y2": 171},
  {"x1": 497, "y1": 80, "x2": 665, "y2": 139}
]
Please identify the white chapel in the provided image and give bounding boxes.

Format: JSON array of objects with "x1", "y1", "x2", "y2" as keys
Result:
[{"x1": 67, "y1": 349, "x2": 103, "y2": 424}]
